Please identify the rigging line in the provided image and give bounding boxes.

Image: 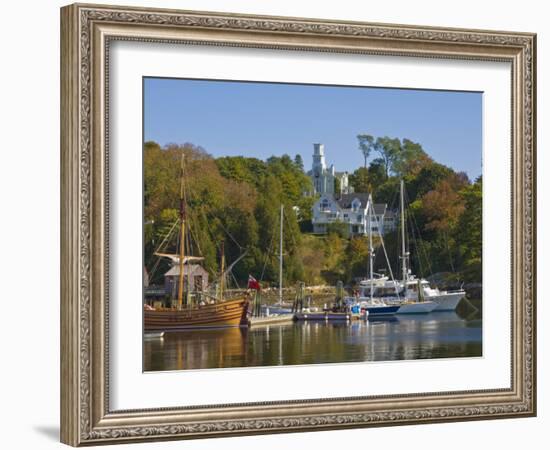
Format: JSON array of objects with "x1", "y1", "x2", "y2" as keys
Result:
[
  {"x1": 192, "y1": 219, "x2": 220, "y2": 280},
  {"x1": 181, "y1": 150, "x2": 206, "y2": 260},
  {"x1": 405, "y1": 189, "x2": 433, "y2": 277},
  {"x1": 217, "y1": 218, "x2": 244, "y2": 250},
  {"x1": 230, "y1": 271, "x2": 241, "y2": 290},
  {"x1": 148, "y1": 219, "x2": 178, "y2": 265},
  {"x1": 388, "y1": 187, "x2": 399, "y2": 213},
  {"x1": 188, "y1": 160, "x2": 243, "y2": 252},
  {"x1": 198, "y1": 207, "x2": 245, "y2": 280},
  {"x1": 260, "y1": 225, "x2": 277, "y2": 281},
  {"x1": 283, "y1": 205, "x2": 299, "y2": 253},
  {"x1": 186, "y1": 208, "x2": 204, "y2": 257},
  {"x1": 199, "y1": 202, "x2": 243, "y2": 252},
  {"x1": 180, "y1": 153, "x2": 217, "y2": 279},
  {"x1": 222, "y1": 249, "x2": 249, "y2": 278},
  {"x1": 402, "y1": 186, "x2": 424, "y2": 277},
  {"x1": 374, "y1": 220, "x2": 401, "y2": 300},
  {"x1": 147, "y1": 219, "x2": 179, "y2": 280},
  {"x1": 444, "y1": 230, "x2": 456, "y2": 273},
  {"x1": 180, "y1": 152, "x2": 200, "y2": 258},
  {"x1": 396, "y1": 195, "x2": 403, "y2": 274},
  {"x1": 407, "y1": 210, "x2": 425, "y2": 278},
  {"x1": 199, "y1": 208, "x2": 221, "y2": 251}
]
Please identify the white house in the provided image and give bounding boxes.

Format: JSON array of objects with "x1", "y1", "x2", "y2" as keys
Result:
[
  {"x1": 307, "y1": 143, "x2": 353, "y2": 195},
  {"x1": 312, "y1": 193, "x2": 397, "y2": 237}
]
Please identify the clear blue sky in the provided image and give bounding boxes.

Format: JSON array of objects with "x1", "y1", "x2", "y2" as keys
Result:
[{"x1": 144, "y1": 77, "x2": 482, "y2": 180}]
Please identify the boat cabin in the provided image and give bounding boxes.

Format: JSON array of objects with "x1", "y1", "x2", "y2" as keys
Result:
[
  {"x1": 404, "y1": 279, "x2": 430, "y2": 292},
  {"x1": 164, "y1": 264, "x2": 209, "y2": 299}
]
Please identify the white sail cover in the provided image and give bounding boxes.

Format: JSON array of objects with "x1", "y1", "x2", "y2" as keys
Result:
[{"x1": 154, "y1": 252, "x2": 205, "y2": 264}]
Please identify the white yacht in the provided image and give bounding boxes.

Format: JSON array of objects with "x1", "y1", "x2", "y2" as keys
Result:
[
  {"x1": 351, "y1": 180, "x2": 465, "y2": 314},
  {"x1": 356, "y1": 276, "x2": 464, "y2": 312}
]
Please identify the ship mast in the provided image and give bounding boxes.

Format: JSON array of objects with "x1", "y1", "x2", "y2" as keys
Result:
[
  {"x1": 220, "y1": 240, "x2": 225, "y2": 300},
  {"x1": 177, "y1": 154, "x2": 186, "y2": 309},
  {"x1": 368, "y1": 195, "x2": 374, "y2": 301},
  {"x1": 279, "y1": 204, "x2": 284, "y2": 305},
  {"x1": 400, "y1": 179, "x2": 408, "y2": 283}
]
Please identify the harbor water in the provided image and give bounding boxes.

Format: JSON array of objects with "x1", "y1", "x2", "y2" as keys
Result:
[{"x1": 144, "y1": 310, "x2": 482, "y2": 371}]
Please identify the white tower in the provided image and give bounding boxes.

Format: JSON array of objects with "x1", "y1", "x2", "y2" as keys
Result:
[
  {"x1": 311, "y1": 143, "x2": 334, "y2": 195},
  {"x1": 312, "y1": 144, "x2": 326, "y2": 171}
]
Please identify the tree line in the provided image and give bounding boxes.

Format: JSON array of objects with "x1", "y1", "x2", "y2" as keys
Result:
[
  {"x1": 144, "y1": 136, "x2": 481, "y2": 289},
  {"x1": 144, "y1": 141, "x2": 312, "y2": 287},
  {"x1": 349, "y1": 134, "x2": 481, "y2": 284}
]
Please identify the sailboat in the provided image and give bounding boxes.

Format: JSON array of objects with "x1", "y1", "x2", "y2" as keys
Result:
[
  {"x1": 254, "y1": 204, "x2": 322, "y2": 321},
  {"x1": 259, "y1": 205, "x2": 294, "y2": 316},
  {"x1": 344, "y1": 194, "x2": 400, "y2": 317},
  {"x1": 355, "y1": 180, "x2": 465, "y2": 313},
  {"x1": 144, "y1": 154, "x2": 249, "y2": 332}
]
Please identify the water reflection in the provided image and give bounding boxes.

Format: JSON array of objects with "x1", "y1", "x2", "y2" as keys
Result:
[{"x1": 144, "y1": 311, "x2": 482, "y2": 371}]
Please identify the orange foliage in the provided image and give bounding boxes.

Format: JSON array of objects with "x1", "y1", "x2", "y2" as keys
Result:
[{"x1": 421, "y1": 179, "x2": 466, "y2": 232}]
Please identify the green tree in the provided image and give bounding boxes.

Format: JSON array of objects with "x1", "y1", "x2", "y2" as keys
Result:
[
  {"x1": 454, "y1": 177, "x2": 482, "y2": 282},
  {"x1": 215, "y1": 156, "x2": 267, "y2": 187},
  {"x1": 326, "y1": 220, "x2": 349, "y2": 239},
  {"x1": 341, "y1": 236, "x2": 370, "y2": 282},
  {"x1": 349, "y1": 167, "x2": 371, "y2": 193},
  {"x1": 375, "y1": 136, "x2": 401, "y2": 179},
  {"x1": 357, "y1": 134, "x2": 377, "y2": 168},
  {"x1": 372, "y1": 178, "x2": 400, "y2": 205},
  {"x1": 294, "y1": 154, "x2": 304, "y2": 171},
  {"x1": 367, "y1": 158, "x2": 387, "y2": 188},
  {"x1": 393, "y1": 138, "x2": 432, "y2": 178}
]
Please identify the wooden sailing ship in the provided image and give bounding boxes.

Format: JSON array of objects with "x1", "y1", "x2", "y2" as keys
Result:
[{"x1": 144, "y1": 154, "x2": 249, "y2": 332}]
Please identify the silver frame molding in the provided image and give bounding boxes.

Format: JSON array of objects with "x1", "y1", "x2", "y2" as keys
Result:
[{"x1": 60, "y1": 3, "x2": 536, "y2": 446}]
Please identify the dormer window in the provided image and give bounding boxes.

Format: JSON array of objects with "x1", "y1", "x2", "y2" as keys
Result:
[
  {"x1": 352, "y1": 199, "x2": 361, "y2": 211},
  {"x1": 320, "y1": 198, "x2": 330, "y2": 211}
]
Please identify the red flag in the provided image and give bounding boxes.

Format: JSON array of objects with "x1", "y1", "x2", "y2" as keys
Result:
[{"x1": 247, "y1": 275, "x2": 261, "y2": 291}]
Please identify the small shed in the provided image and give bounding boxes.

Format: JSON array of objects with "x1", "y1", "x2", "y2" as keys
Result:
[{"x1": 164, "y1": 264, "x2": 209, "y2": 299}]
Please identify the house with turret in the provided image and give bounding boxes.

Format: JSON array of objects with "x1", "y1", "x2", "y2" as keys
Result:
[
  {"x1": 307, "y1": 143, "x2": 353, "y2": 196},
  {"x1": 307, "y1": 143, "x2": 397, "y2": 237}
]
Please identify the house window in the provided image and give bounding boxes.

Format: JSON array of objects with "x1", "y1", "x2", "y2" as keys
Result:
[
  {"x1": 357, "y1": 215, "x2": 362, "y2": 221},
  {"x1": 320, "y1": 198, "x2": 330, "y2": 211}
]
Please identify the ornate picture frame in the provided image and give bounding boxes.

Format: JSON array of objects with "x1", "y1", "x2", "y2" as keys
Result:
[{"x1": 60, "y1": 3, "x2": 536, "y2": 446}]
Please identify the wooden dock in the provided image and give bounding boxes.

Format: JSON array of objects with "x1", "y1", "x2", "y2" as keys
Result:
[
  {"x1": 248, "y1": 314, "x2": 294, "y2": 327},
  {"x1": 293, "y1": 312, "x2": 352, "y2": 321}
]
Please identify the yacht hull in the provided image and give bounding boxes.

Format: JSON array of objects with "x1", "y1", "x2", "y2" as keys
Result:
[
  {"x1": 396, "y1": 301, "x2": 438, "y2": 314},
  {"x1": 431, "y1": 292, "x2": 465, "y2": 311},
  {"x1": 364, "y1": 305, "x2": 400, "y2": 316}
]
